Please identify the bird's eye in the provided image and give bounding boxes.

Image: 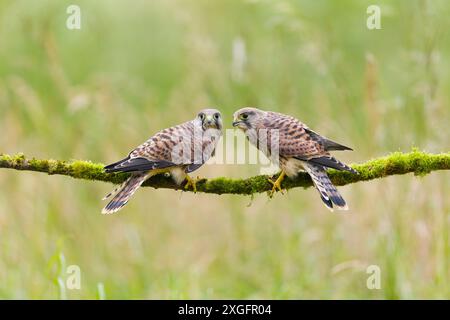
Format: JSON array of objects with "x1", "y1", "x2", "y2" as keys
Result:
[
  {"x1": 199, "y1": 113, "x2": 205, "y2": 120},
  {"x1": 214, "y1": 113, "x2": 220, "y2": 120},
  {"x1": 241, "y1": 113, "x2": 248, "y2": 120}
]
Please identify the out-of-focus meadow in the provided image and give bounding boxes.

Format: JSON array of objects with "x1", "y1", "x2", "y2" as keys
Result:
[{"x1": 0, "y1": 0, "x2": 449, "y2": 299}]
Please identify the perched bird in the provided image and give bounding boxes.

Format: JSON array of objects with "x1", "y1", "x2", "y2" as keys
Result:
[
  {"x1": 232, "y1": 107, "x2": 357, "y2": 211},
  {"x1": 102, "y1": 109, "x2": 223, "y2": 214}
]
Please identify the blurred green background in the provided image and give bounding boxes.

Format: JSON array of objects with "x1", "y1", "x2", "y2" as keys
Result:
[{"x1": 0, "y1": 0, "x2": 449, "y2": 299}]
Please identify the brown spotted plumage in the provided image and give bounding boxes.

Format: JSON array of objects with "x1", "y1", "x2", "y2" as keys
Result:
[
  {"x1": 102, "y1": 109, "x2": 223, "y2": 214},
  {"x1": 233, "y1": 107, "x2": 357, "y2": 211}
]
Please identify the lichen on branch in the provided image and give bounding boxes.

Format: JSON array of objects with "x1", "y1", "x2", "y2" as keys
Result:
[{"x1": 0, "y1": 150, "x2": 449, "y2": 195}]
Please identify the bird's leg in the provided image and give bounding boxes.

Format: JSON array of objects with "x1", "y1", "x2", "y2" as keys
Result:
[
  {"x1": 268, "y1": 171, "x2": 286, "y2": 196},
  {"x1": 184, "y1": 175, "x2": 198, "y2": 193}
]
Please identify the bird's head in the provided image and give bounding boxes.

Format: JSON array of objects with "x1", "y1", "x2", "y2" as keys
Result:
[
  {"x1": 196, "y1": 108, "x2": 223, "y2": 131},
  {"x1": 232, "y1": 107, "x2": 266, "y2": 131}
]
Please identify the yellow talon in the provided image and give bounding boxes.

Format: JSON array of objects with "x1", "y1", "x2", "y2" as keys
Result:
[
  {"x1": 184, "y1": 175, "x2": 198, "y2": 193},
  {"x1": 267, "y1": 171, "x2": 286, "y2": 196}
]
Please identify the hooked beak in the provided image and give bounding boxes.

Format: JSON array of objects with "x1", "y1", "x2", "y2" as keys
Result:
[
  {"x1": 232, "y1": 120, "x2": 243, "y2": 127},
  {"x1": 203, "y1": 115, "x2": 216, "y2": 129}
]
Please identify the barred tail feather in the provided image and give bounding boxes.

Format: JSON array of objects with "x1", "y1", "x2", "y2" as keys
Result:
[
  {"x1": 102, "y1": 182, "x2": 125, "y2": 200},
  {"x1": 302, "y1": 162, "x2": 348, "y2": 212},
  {"x1": 101, "y1": 172, "x2": 149, "y2": 214}
]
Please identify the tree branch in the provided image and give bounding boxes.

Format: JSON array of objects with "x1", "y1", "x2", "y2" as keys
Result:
[{"x1": 0, "y1": 150, "x2": 448, "y2": 195}]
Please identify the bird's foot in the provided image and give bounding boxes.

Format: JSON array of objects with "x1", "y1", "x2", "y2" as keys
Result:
[
  {"x1": 184, "y1": 175, "x2": 198, "y2": 193},
  {"x1": 267, "y1": 171, "x2": 286, "y2": 197}
]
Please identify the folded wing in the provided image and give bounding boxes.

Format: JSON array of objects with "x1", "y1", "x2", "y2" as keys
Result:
[{"x1": 104, "y1": 156, "x2": 175, "y2": 173}]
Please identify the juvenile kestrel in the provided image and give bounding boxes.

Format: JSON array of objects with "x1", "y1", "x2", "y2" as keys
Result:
[
  {"x1": 102, "y1": 109, "x2": 223, "y2": 214},
  {"x1": 233, "y1": 107, "x2": 357, "y2": 211}
]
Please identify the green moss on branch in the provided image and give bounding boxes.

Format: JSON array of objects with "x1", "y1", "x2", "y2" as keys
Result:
[{"x1": 0, "y1": 150, "x2": 449, "y2": 195}]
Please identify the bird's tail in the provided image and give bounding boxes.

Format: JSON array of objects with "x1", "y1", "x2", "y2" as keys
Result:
[
  {"x1": 302, "y1": 162, "x2": 348, "y2": 211},
  {"x1": 102, "y1": 172, "x2": 149, "y2": 214}
]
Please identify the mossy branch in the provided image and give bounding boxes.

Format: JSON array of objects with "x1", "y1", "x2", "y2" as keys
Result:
[{"x1": 0, "y1": 150, "x2": 449, "y2": 195}]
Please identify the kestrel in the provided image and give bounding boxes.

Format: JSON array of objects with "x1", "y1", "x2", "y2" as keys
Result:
[
  {"x1": 102, "y1": 109, "x2": 223, "y2": 214},
  {"x1": 233, "y1": 107, "x2": 357, "y2": 211}
]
